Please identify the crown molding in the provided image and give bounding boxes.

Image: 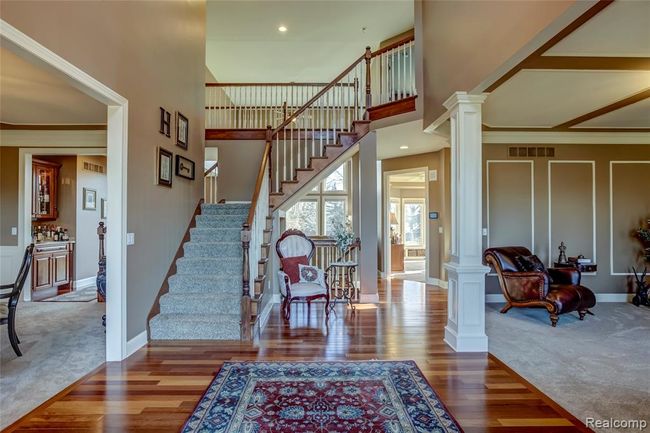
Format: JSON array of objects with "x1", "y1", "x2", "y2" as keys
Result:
[{"x1": 483, "y1": 130, "x2": 650, "y2": 145}]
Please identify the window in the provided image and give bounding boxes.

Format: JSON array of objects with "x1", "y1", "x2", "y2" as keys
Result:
[
  {"x1": 285, "y1": 161, "x2": 350, "y2": 237},
  {"x1": 402, "y1": 199, "x2": 425, "y2": 247}
]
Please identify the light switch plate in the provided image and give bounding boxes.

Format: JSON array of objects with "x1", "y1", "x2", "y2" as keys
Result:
[
  {"x1": 482, "y1": 228, "x2": 488, "y2": 236},
  {"x1": 11, "y1": 227, "x2": 17, "y2": 236},
  {"x1": 126, "y1": 233, "x2": 135, "y2": 245},
  {"x1": 438, "y1": 227, "x2": 443, "y2": 234},
  {"x1": 429, "y1": 169, "x2": 438, "y2": 182}
]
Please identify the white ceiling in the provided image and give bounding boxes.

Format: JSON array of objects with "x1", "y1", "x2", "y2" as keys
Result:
[
  {"x1": 0, "y1": 47, "x2": 106, "y2": 125},
  {"x1": 545, "y1": 1, "x2": 650, "y2": 57},
  {"x1": 376, "y1": 119, "x2": 447, "y2": 160},
  {"x1": 483, "y1": 1, "x2": 650, "y2": 130},
  {"x1": 206, "y1": 0, "x2": 413, "y2": 83},
  {"x1": 484, "y1": 70, "x2": 650, "y2": 128}
]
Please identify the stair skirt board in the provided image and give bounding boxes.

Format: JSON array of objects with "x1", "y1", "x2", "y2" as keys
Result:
[{"x1": 149, "y1": 203, "x2": 252, "y2": 341}]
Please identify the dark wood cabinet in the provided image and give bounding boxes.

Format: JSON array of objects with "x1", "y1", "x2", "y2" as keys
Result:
[
  {"x1": 31, "y1": 242, "x2": 75, "y2": 300},
  {"x1": 32, "y1": 159, "x2": 60, "y2": 221},
  {"x1": 391, "y1": 244, "x2": 405, "y2": 272}
]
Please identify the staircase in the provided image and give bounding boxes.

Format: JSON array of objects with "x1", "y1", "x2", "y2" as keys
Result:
[
  {"x1": 149, "y1": 35, "x2": 416, "y2": 341},
  {"x1": 149, "y1": 203, "x2": 249, "y2": 340}
]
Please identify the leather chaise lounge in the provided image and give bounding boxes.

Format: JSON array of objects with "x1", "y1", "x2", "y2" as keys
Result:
[{"x1": 484, "y1": 246, "x2": 596, "y2": 326}]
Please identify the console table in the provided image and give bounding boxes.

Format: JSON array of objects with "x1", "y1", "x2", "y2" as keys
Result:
[
  {"x1": 553, "y1": 261, "x2": 597, "y2": 273},
  {"x1": 326, "y1": 261, "x2": 358, "y2": 312}
]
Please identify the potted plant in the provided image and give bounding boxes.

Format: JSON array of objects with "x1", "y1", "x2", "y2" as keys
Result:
[
  {"x1": 632, "y1": 219, "x2": 650, "y2": 307},
  {"x1": 331, "y1": 217, "x2": 356, "y2": 261}
]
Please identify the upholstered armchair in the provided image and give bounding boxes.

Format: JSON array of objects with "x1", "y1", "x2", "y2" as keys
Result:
[
  {"x1": 276, "y1": 229, "x2": 330, "y2": 320},
  {"x1": 484, "y1": 246, "x2": 596, "y2": 327},
  {"x1": 0, "y1": 244, "x2": 34, "y2": 356}
]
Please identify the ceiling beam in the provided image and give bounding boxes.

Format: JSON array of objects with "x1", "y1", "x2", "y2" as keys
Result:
[
  {"x1": 554, "y1": 88, "x2": 650, "y2": 129},
  {"x1": 485, "y1": 0, "x2": 614, "y2": 92},
  {"x1": 521, "y1": 56, "x2": 650, "y2": 71}
]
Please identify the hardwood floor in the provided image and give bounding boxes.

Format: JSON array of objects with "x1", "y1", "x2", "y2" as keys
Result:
[{"x1": 4, "y1": 279, "x2": 592, "y2": 432}]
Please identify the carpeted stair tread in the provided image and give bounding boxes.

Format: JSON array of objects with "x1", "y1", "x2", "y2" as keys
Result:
[
  {"x1": 195, "y1": 215, "x2": 247, "y2": 228},
  {"x1": 149, "y1": 313, "x2": 241, "y2": 340},
  {"x1": 159, "y1": 292, "x2": 240, "y2": 315},
  {"x1": 176, "y1": 257, "x2": 242, "y2": 275},
  {"x1": 190, "y1": 227, "x2": 241, "y2": 242},
  {"x1": 183, "y1": 241, "x2": 242, "y2": 258},
  {"x1": 200, "y1": 203, "x2": 250, "y2": 215},
  {"x1": 168, "y1": 274, "x2": 241, "y2": 294}
]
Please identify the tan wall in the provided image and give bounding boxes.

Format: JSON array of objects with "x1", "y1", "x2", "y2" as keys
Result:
[
  {"x1": 32, "y1": 155, "x2": 78, "y2": 239},
  {"x1": 483, "y1": 143, "x2": 650, "y2": 294},
  {"x1": 0, "y1": 147, "x2": 19, "y2": 246},
  {"x1": 76, "y1": 155, "x2": 107, "y2": 281},
  {"x1": 0, "y1": 1, "x2": 206, "y2": 339},
  {"x1": 207, "y1": 140, "x2": 266, "y2": 202},
  {"x1": 381, "y1": 149, "x2": 451, "y2": 280},
  {"x1": 419, "y1": 0, "x2": 572, "y2": 126}
]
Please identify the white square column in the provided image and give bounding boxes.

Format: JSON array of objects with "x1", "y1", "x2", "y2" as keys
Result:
[
  {"x1": 358, "y1": 132, "x2": 379, "y2": 302},
  {"x1": 443, "y1": 92, "x2": 489, "y2": 352}
]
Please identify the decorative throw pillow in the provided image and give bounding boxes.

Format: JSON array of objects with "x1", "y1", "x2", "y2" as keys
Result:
[
  {"x1": 281, "y1": 256, "x2": 309, "y2": 284},
  {"x1": 298, "y1": 264, "x2": 325, "y2": 287}
]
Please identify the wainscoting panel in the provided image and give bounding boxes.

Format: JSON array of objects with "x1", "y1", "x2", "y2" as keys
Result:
[
  {"x1": 548, "y1": 161, "x2": 596, "y2": 267},
  {"x1": 610, "y1": 161, "x2": 650, "y2": 275},
  {"x1": 486, "y1": 160, "x2": 534, "y2": 251}
]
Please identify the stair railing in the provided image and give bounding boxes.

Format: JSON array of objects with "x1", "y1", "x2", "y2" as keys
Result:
[
  {"x1": 238, "y1": 35, "x2": 416, "y2": 339},
  {"x1": 241, "y1": 129, "x2": 272, "y2": 340},
  {"x1": 205, "y1": 82, "x2": 358, "y2": 129},
  {"x1": 204, "y1": 162, "x2": 218, "y2": 204}
]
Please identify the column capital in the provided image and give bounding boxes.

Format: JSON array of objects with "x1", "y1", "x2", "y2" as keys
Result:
[{"x1": 442, "y1": 91, "x2": 488, "y2": 111}]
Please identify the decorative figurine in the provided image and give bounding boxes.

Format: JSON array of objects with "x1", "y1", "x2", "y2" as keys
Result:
[{"x1": 557, "y1": 241, "x2": 568, "y2": 264}]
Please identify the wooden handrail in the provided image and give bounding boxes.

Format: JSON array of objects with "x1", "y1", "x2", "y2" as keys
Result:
[
  {"x1": 371, "y1": 35, "x2": 415, "y2": 58},
  {"x1": 272, "y1": 52, "x2": 367, "y2": 135},
  {"x1": 245, "y1": 130, "x2": 272, "y2": 226},
  {"x1": 206, "y1": 82, "x2": 355, "y2": 87},
  {"x1": 203, "y1": 161, "x2": 218, "y2": 177}
]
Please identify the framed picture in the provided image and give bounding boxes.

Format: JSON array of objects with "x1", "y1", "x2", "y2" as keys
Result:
[
  {"x1": 176, "y1": 112, "x2": 188, "y2": 149},
  {"x1": 101, "y1": 199, "x2": 107, "y2": 219},
  {"x1": 175, "y1": 155, "x2": 195, "y2": 180},
  {"x1": 159, "y1": 107, "x2": 171, "y2": 137},
  {"x1": 157, "y1": 147, "x2": 173, "y2": 187},
  {"x1": 83, "y1": 188, "x2": 97, "y2": 210}
]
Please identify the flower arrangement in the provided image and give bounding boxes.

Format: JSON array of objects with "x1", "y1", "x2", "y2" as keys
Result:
[{"x1": 331, "y1": 217, "x2": 355, "y2": 258}]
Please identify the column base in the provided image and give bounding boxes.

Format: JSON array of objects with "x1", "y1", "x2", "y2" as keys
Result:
[{"x1": 444, "y1": 325, "x2": 488, "y2": 352}]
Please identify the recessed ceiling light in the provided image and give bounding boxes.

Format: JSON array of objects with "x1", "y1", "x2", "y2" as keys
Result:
[
  {"x1": 278, "y1": 25, "x2": 287, "y2": 32},
  {"x1": 400, "y1": 145, "x2": 409, "y2": 149}
]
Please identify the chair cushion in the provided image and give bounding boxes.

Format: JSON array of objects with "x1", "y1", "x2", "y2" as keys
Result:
[
  {"x1": 289, "y1": 282, "x2": 328, "y2": 298},
  {"x1": 0, "y1": 303, "x2": 8, "y2": 319},
  {"x1": 298, "y1": 264, "x2": 325, "y2": 286},
  {"x1": 278, "y1": 235, "x2": 313, "y2": 259},
  {"x1": 280, "y1": 256, "x2": 309, "y2": 283}
]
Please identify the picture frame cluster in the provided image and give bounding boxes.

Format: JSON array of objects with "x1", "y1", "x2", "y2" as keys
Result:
[{"x1": 157, "y1": 107, "x2": 195, "y2": 187}]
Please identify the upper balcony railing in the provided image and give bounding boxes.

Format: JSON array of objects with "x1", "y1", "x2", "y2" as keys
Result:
[{"x1": 205, "y1": 36, "x2": 415, "y2": 130}]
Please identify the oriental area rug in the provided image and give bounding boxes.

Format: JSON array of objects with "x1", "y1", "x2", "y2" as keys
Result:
[{"x1": 182, "y1": 360, "x2": 463, "y2": 433}]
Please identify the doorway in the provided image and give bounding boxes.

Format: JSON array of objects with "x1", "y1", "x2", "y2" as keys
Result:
[
  {"x1": 384, "y1": 167, "x2": 428, "y2": 283},
  {"x1": 1, "y1": 20, "x2": 128, "y2": 362}
]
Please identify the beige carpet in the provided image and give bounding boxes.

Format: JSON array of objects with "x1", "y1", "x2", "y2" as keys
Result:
[
  {"x1": 0, "y1": 299, "x2": 105, "y2": 429},
  {"x1": 486, "y1": 302, "x2": 650, "y2": 433}
]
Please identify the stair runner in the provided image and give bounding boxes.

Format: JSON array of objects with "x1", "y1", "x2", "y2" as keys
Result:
[{"x1": 149, "y1": 203, "x2": 248, "y2": 340}]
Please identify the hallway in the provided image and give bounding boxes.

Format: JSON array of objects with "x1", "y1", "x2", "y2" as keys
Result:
[{"x1": 5, "y1": 280, "x2": 587, "y2": 432}]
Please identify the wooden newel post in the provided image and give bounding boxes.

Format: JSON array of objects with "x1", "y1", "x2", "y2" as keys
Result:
[
  {"x1": 241, "y1": 223, "x2": 252, "y2": 341},
  {"x1": 364, "y1": 46, "x2": 372, "y2": 120}
]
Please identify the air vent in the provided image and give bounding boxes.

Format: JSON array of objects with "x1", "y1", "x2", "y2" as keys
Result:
[
  {"x1": 83, "y1": 161, "x2": 105, "y2": 173},
  {"x1": 508, "y1": 146, "x2": 555, "y2": 159}
]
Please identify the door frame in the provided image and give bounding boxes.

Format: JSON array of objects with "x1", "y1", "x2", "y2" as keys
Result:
[
  {"x1": 382, "y1": 166, "x2": 429, "y2": 281},
  {"x1": 2, "y1": 20, "x2": 129, "y2": 362}
]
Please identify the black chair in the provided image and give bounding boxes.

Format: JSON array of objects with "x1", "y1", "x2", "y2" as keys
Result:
[{"x1": 0, "y1": 244, "x2": 34, "y2": 356}]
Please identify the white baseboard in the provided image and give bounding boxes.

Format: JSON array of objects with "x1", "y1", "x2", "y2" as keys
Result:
[
  {"x1": 126, "y1": 330, "x2": 147, "y2": 357},
  {"x1": 74, "y1": 276, "x2": 96, "y2": 290},
  {"x1": 257, "y1": 295, "x2": 276, "y2": 334},
  {"x1": 360, "y1": 293, "x2": 379, "y2": 303},
  {"x1": 485, "y1": 293, "x2": 634, "y2": 303}
]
